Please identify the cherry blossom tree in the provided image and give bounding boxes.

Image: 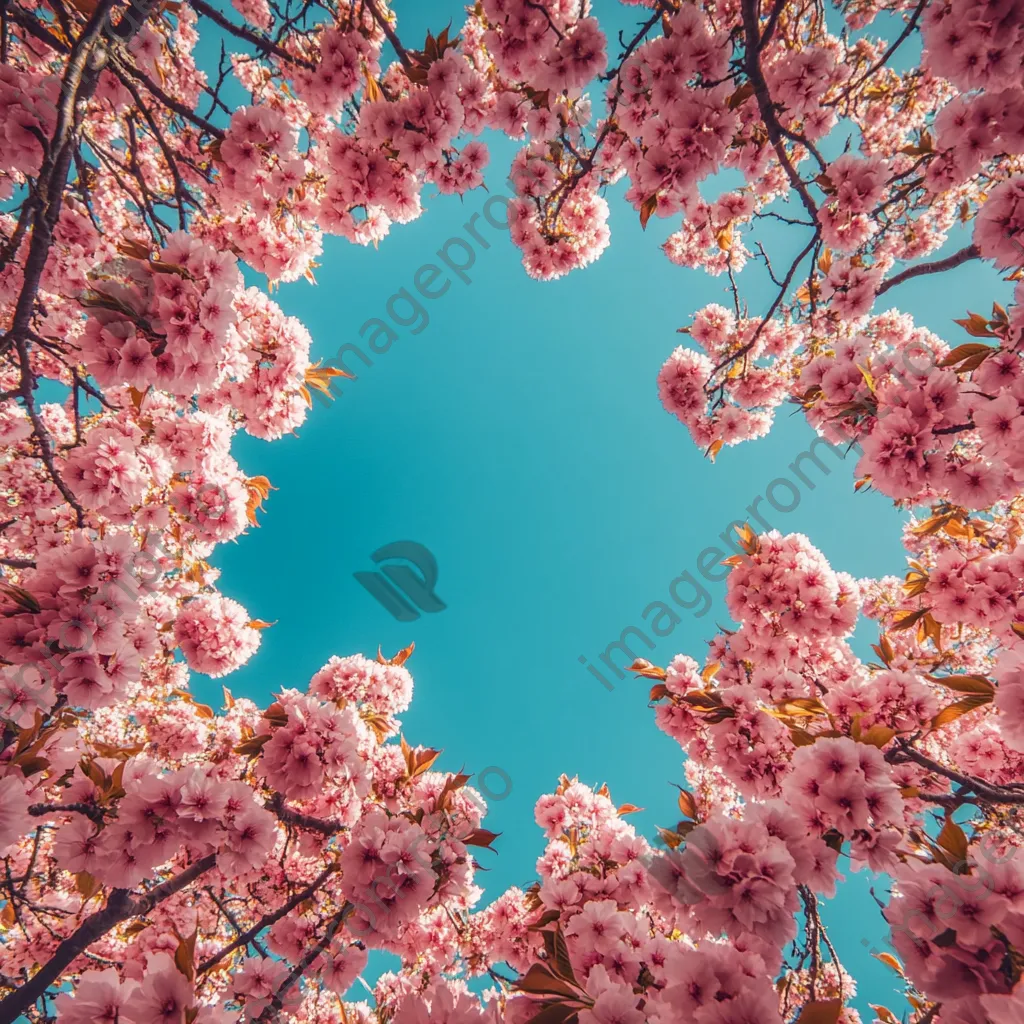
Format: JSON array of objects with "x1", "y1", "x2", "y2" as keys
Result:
[{"x1": 1, "y1": 1, "x2": 1024, "y2": 1024}]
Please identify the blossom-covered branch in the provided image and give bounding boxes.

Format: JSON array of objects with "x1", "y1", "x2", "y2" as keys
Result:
[{"x1": 3, "y1": 1, "x2": 1024, "y2": 1023}]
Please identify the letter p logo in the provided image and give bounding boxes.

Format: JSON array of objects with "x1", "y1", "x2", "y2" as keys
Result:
[{"x1": 354, "y1": 541, "x2": 447, "y2": 622}]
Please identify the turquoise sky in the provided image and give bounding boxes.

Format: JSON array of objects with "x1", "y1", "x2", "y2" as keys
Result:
[{"x1": 194, "y1": 1, "x2": 1014, "y2": 1013}]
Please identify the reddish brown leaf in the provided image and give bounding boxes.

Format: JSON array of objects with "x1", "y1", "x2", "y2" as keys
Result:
[
  {"x1": 630, "y1": 659, "x2": 666, "y2": 680},
  {"x1": 700, "y1": 662, "x2": 721, "y2": 684},
  {"x1": 173, "y1": 927, "x2": 198, "y2": 982},
  {"x1": 926, "y1": 674, "x2": 995, "y2": 696},
  {"x1": 872, "y1": 952, "x2": 904, "y2": 976},
  {"x1": 676, "y1": 788, "x2": 698, "y2": 820},
  {"x1": 525, "y1": 1003, "x2": 578, "y2": 1024},
  {"x1": 464, "y1": 828, "x2": 501, "y2": 849},
  {"x1": 890, "y1": 607, "x2": 927, "y2": 631},
  {"x1": 947, "y1": 320, "x2": 994, "y2": 342},
  {"x1": 639, "y1": 194, "x2": 658, "y2": 230},
  {"x1": 726, "y1": 82, "x2": 755, "y2": 109},
  {"x1": 936, "y1": 820, "x2": 968, "y2": 864},
  {"x1": 513, "y1": 964, "x2": 579, "y2": 999},
  {"x1": 789, "y1": 727, "x2": 817, "y2": 747},
  {"x1": 795, "y1": 999, "x2": 843, "y2": 1024},
  {"x1": 855, "y1": 723, "x2": 896, "y2": 749},
  {"x1": 657, "y1": 826, "x2": 684, "y2": 850},
  {"x1": 931, "y1": 692, "x2": 993, "y2": 729},
  {"x1": 529, "y1": 909, "x2": 562, "y2": 929},
  {"x1": 233, "y1": 734, "x2": 272, "y2": 757}
]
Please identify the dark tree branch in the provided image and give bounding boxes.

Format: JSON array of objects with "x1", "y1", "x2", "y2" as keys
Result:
[
  {"x1": 740, "y1": 0, "x2": 819, "y2": 222},
  {"x1": 205, "y1": 887, "x2": 269, "y2": 959},
  {"x1": 252, "y1": 906, "x2": 349, "y2": 1023},
  {"x1": 0, "y1": 853, "x2": 216, "y2": 1022},
  {"x1": 28, "y1": 802, "x2": 104, "y2": 824},
  {"x1": 16, "y1": 337, "x2": 87, "y2": 526},
  {"x1": 877, "y1": 244, "x2": 981, "y2": 296},
  {"x1": 189, "y1": 0, "x2": 317, "y2": 70},
  {"x1": 270, "y1": 793, "x2": 345, "y2": 835},
  {"x1": 198, "y1": 862, "x2": 338, "y2": 974},
  {"x1": 887, "y1": 739, "x2": 1024, "y2": 805},
  {"x1": 114, "y1": 60, "x2": 225, "y2": 139},
  {"x1": 843, "y1": 0, "x2": 929, "y2": 99},
  {"x1": 0, "y1": 0, "x2": 138, "y2": 360},
  {"x1": 363, "y1": 0, "x2": 414, "y2": 70}
]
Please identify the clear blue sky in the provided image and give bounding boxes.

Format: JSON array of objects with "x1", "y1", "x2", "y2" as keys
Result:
[{"x1": 194, "y1": 1, "x2": 1013, "y2": 1013}]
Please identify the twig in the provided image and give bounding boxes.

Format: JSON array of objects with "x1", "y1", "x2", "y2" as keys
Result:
[
  {"x1": 252, "y1": 906, "x2": 350, "y2": 1022},
  {"x1": 198, "y1": 863, "x2": 338, "y2": 973},
  {"x1": 205, "y1": 887, "x2": 269, "y2": 958},
  {"x1": 189, "y1": 0, "x2": 317, "y2": 70},
  {"x1": 842, "y1": 0, "x2": 929, "y2": 99},
  {"x1": 114, "y1": 60, "x2": 225, "y2": 139}
]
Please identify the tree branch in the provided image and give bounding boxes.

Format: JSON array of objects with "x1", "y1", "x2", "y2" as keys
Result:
[
  {"x1": 270, "y1": 793, "x2": 345, "y2": 835},
  {"x1": 252, "y1": 906, "x2": 349, "y2": 1023},
  {"x1": 188, "y1": 0, "x2": 317, "y2": 70},
  {"x1": 887, "y1": 740, "x2": 1024, "y2": 805},
  {"x1": 0, "y1": 0, "x2": 135, "y2": 360},
  {"x1": 28, "y1": 802, "x2": 104, "y2": 824},
  {"x1": 0, "y1": 853, "x2": 215, "y2": 1022},
  {"x1": 363, "y1": 0, "x2": 413, "y2": 71},
  {"x1": 114, "y1": 60, "x2": 225, "y2": 139},
  {"x1": 876, "y1": 244, "x2": 981, "y2": 296},
  {"x1": 740, "y1": 0, "x2": 819, "y2": 222},
  {"x1": 198, "y1": 862, "x2": 338, "y2": 974}
]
